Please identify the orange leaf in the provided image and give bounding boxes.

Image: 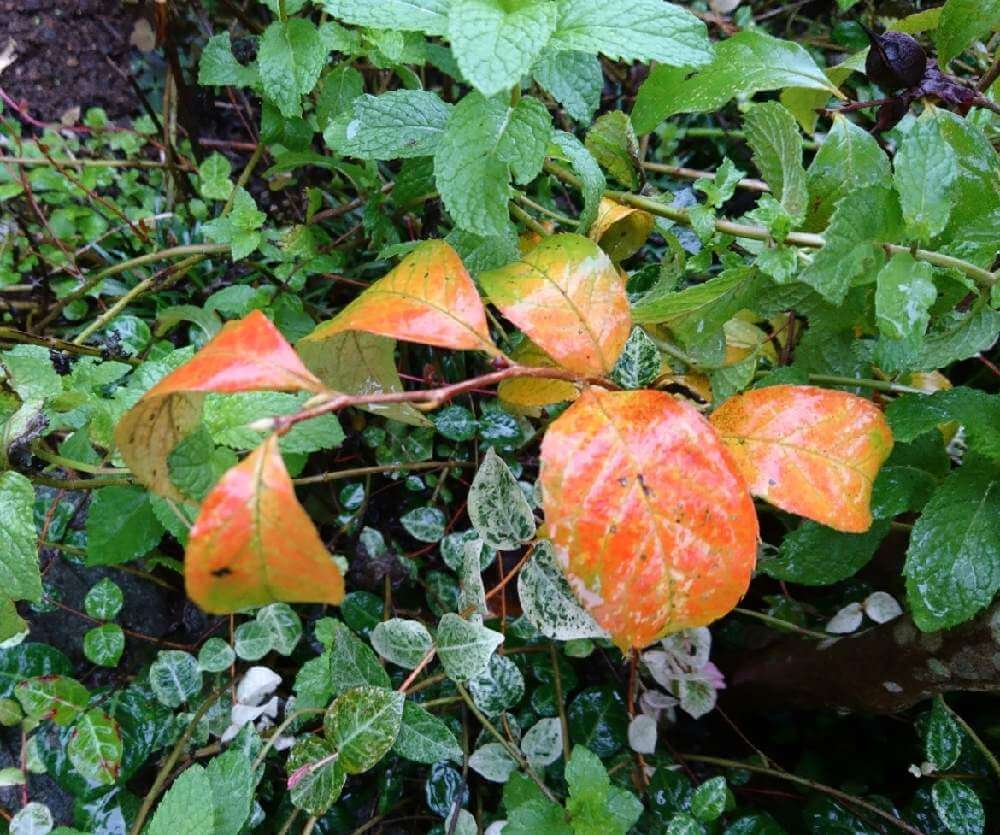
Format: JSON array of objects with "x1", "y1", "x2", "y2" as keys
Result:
[
  {"x1": 185, "y1": 435, "x2": 344, "y2": 613},
  {"x1": 709, "y1": 385, "x2": 893, "y2": 533},
  {"x1": 540, "y1": 387, "x2": 758, "y2": 650},
  {"x1": 497, "y1": 339, "x2": 580, "y2": 415},
  {"x1": 588, "y1": 197, "x2": 654, "y2": 262},
  {"x1": 480, "y1": 233, "x2": 631, "y2": 376},
  {"x1": 114, "y1": 311, "x2": 323, "y2": 500},
  {"x1": 306, "y1": 240, "x2": 498, "y2": 354}
]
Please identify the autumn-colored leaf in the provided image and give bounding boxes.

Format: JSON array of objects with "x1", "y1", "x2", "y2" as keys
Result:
[
  {"x1": 115, "y1": 311, "x2": 323, "y2": 500},
  {"x1": 480, "y1": 233, "x2": 631, "y2": 376},
  {"x1": 588, "y1": 197, "x2": 654, "y2": 262},
  {"x1": 185, "y1": 434, "x2": 345, "y2": 613},
  {"x1": 305, "y1": 239, "x2": 498, "y2": 354},
  {"x1": 540, "y1": 387, "x2": 758, "y2": 650},
  {"x1": 297, "y1": 329, "x2": 429, "y2": 427},
  {"x1": 498, "y1": 339, "x2": 580, "y2": 415},
  {"x1": 709, "y1": 385, "x2": 893, "y2": 533}
]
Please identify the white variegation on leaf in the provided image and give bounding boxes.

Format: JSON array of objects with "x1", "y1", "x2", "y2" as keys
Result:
[
  {"x1": 517, "y1": 540, "x2": 609, "y2": 640},
  {"x1": 468, "y1": 449, "x2": 537, "y2": 550}
]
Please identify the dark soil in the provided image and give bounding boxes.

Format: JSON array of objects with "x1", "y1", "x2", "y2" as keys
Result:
[{"x1": 1, "y1": 0, "x2": 137, "y2": 122}]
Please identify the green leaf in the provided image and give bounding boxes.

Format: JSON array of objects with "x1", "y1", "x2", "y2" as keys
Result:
[
  {"x1": 470, "y1": 742, "x2": 518, "y2": 782},
  {"x1": 874, "y1": 252, "x2": 936, "y2": 347},
  {"x1": 204, "y1": 391, "x2": 345, "y2": 455},
  {"x1": 2, "y1": 345, "x2": 61, "y2": 402},
  {"x1": 436, "y1": 613, "x2": 505, "y2": 681},
  {"x1": 667, "y1": 815, "x2": 706, "y2": 835},
  {"x1": 925, "y1": 698, "x2": 963, "y2": 770},
  {"x1": 521, "y1": 717, "x2": 563, "y2": 767},
  {"x1": 532, "y1": 51, "x2": 602, "y2": 123},
  {"x1": 690, "y1": 776, "x2": 727, "y2": 823},
  {"x1": 743, "y1": 102, "x2": 807, "y2": 223},
  {"x1": 434, "y1": 92, "x2": 550, "y2": 237},
  {"x1": 85, "y1": 486, "x2": 164, "y2": 567},
  {"x1": 0, "y1": 598, "x2": 26, "y2": 645},
  {"x1": 934, "y1": 0, "x2": 1000, "y2": 65},
  {"x1": 9, "y1": 802, "x2": 53, "y2": 835},
  {"x1": 550, "y1": 131, "x2": 606, "y2": 233},
  {"x1": 197, "y1": 33, "x2": 259, "y2": 88},
  {"x1": 567, "y1": 686, "x2": 627, "y2": 757},
  {"x1": 327, "y1": 91, "x2": 453, "y2": 160},
  {"x1": 931, "y1": 779, "x2": 985, "y2": 835},
  {"x1": 468, "y1": 448, "x2": 536, "y2": 550},
  {"x1": 763, "y1": 521, "x2": 890, "y2": 585},
  {"x1": 16, "y1": 676, "x2": 89, "y2": 725},
  {"x1": 198, "y1": 638, "x2": 236, "y2": 673},
  {"x1": 612, "y1": 327, "x2": 661, "y2": 389},
  {"x1": 318, "y1": 0, "x2": 451, "y2": 35},
  {"x1": 370, "y1": 618, "x2": 434, "y2": 669},
  {"x1": 506, "y1": 796, "x2": 573, "y2": 835},
  {"x1": 566, "y1": 744, "x2": 608, "y2": 802},
  {"x1": 632, "y1": 31, "x2": 838, "y2": 133},
  {"x1": 888, "y1": 388, "x2": 1000, "y2": 459},
  {"x1": 518, "y1": 540, "x2": 608, "y2": 640},
  {"x1": 551, "y1": 0, "x2": 711, "y2": 67},
  {"x1": 258, "y1": 19, "x2": 326, "y2": 119},
  {"x1": 805, "y1": 114, "x2": 890, "y2": 231},
  {"x1": 904, "y1": 459, "x2": 1000, "y2": 631},
  {"x1": 148, "y1": 764, "x2": 215, "y2": 835},
  {"x1": 449, "y1": 0, "x2": 556, "y2": 97},
  {"x1": 323, "y1": 686, "x2": 405, "y2": 774},
  {"x1": 149, "y1": 650, "x2": 203, "y2": 708},
  {"x1": 328, "y1": 620, "x2": 392, "y2": 695},
  {"x1": 234, "y1": 620, "x2": 273, "y2": 661},
  {"x1": 798, "y1": 185, "x2": 901, "y2": 305},
  {"x1": 168, "y1": 426, "x2": 238, "y2": 502},
  {"x1": 401, "y1": 506, "x2": 447, "y2": 543},
  {"x1": 0, "y1": 472, "x2": 42, "y2": 602},
  {"x1": 204, "y1": 188, "x2": 267, "y2": 260},
  {"x1": 198, "y1": 153, "x2": 233, "y2": 202},
  {"x1": 893, "y1": 110, "x2": 959, "y2": 242},
  {"x1": 585, "y1": 111, "x2": 640, "y2": 190},
  {"x1": 206, "y1": 750, "x2": 256, "y2": 835},
  {"x1": 256, "y1": 603, "x2": 302, "y2": 655},
  {"x1": 83, "y1": 578, "x2": 123, "y2": 621},
  {"x1": 0, "y1": 644, "x2": 71, "y2": 699},
  {"x1": 287, "y1": 737, "x2": 345, "y2": 815},
  {"x1": 67, "y1": 709, "x2": 122, "y2": 786},
  {"x1": 316, "y1": 65, "x2": 365, "y2": 127},
  {"x1": 83, "y1": 625, "x2": 125, "y2": 667},
  {"x1": 394, "y1": 701, "x2": 463, "y2": 764}
]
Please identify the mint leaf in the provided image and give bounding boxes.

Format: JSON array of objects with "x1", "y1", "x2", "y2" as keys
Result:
[
  {"x1": 798, "y1": 185, "x2": 901, "y2": 304},
  {"x1": 85, "y1": 487, "x2": 164, "y2": 566},
  {"x1": 632, "y1": 30, "x2": 837, "y2": 132},
  {"x1": 328, "y1": 91, "x2": 452, "y2": 160},
  {"x1": 532, "y1": 51, "x2": 602, "y2": 123},
  {"x1": 258, "y1": 19, "x2": 326, "y2": 119},
  {"x1": 449, "y1": 0, "x2": 557, "y2": 97},
  {"x1": 763, "y1": 521, "x2": 890, "y2": 585},
  {"x1": 318, "y1": 0, "x2": 451, "y2": 35},
  {"x1": 888, "y1": 388, "x2": 1000, "y2": 459},
  {"x1": 316, "y1": 65, "x2": 365, "y2": 127},
  {"x1": 585, "y1": 111, "x2": 641, "y2": 189},
  {"x1": 874, "y1": 252, "x2": 936, "y2": 346},
  {"x1": 743, "y1": 102, "x2": 807, "y2": 223},
  {"x1": 2, "y1": 345, "x2": 61, "y2": 402},
  {"x1": 549, "y1": 131, "x2": 606, "y2": 233},
  {"x1": 875, "y1": 301, "x2": 1000, "y2": 374},
  {"x1": 806, "y1": 114, "x2": 890, "y2": 231},
  {"x1": 198, "y1": 33, "x2": 259, "y2": 88},
  {"x1": 893, "y1": 111, "x2": 958, "y2": 242},
  {"x1": 434, "y1": 93, "x2": 550, "y2": 237},
  {"x1": 934, "y1": 0, "x2": 1000, "y2": 65},
  {"x1": 904, "y1": 459, "x2": 1000, "y2": 632},
  {"x1": 551, "y1": 0, "x2": 711, "y2": 68},
  {"x1": 149, "y1": 764, "x2": 215, "y2": 835},
  {"x1": 0, "y1": 472, "x2": 41, "y2": 603}
]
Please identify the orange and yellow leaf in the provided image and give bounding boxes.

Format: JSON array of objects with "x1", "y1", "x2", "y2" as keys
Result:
[
  {"x1": 114, "y1": 310, "x2": 324, "y2": 501},
  {"x1": 185, "y1": 435, "x2": 345, "y2": 613},
  {"x1": 305, "y1": 239, "x2": 498, "y2": 354},
  {"x1": 709, "y1": 385, "x2": 893, "y2": 533},
  {"x1": 498, "y1": 339, "x2": 580, "y2": 415},
  {"x1": 480, "y1": 234, "x2": 631, "y2": 377},
  {"x1": 540, "y1": 387, "x2": 758, "y2": 650},
  {"x1": 588, "y1": 197, "x2": 654, "y2": 262}
]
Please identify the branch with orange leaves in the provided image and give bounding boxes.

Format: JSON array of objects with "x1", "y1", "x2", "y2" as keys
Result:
[{"x1": 250, "y1": 363, "x2": 618, "y2": 436}]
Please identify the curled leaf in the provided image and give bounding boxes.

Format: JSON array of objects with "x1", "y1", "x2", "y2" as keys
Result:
[
  {"x1": 115, "y1": 310, "x2": 323, "y2": 500},
  {"x1": 588, "y1": 197, "x2": 654, "y2": 261},
  {"x1": 480, "y1": 233, "x2": 631, "y2": 376},
  {"x1": 709, "y1": 385, "x2": 893, "y2": 533},
  {"x1": 185, "y1": 435, "x2": 345, "y2": 613},
  {"x1": 305, "y1": 239, "x2": 498, "y2": 354},
  {"x1": 540, "y1": 388, "x2": 758, "y2": 649}
]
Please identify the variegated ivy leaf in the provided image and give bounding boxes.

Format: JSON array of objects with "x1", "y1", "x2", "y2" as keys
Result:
[
  {"x1": 323, "y1": 686, "x2": 405, "y2": 774},
  {"x1": 468, "y1": 449, "x2": 536, "y2": 550},
  {"x1": 435, "y1": 614, "x2": 504, "y2": 681},
  {"x1": 370, "y1": 618, "x2": 434, "y2": 669}
]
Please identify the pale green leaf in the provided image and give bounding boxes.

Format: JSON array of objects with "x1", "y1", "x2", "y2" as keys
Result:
[
  {"x1": 327, "y1": 91, "x2": 453, "y2": 160},
  {"x1": 83, "y1": 625, "x2": 125, "y2": 667},
  {"x1": 370, "y1": 618, "x2": 434, "y2": 669},
  {"x1": 258, "y1": 19, "x2": 326, "y2": 119},
  {"x1": 198, "y1": 33, "x2": 259, "y2": 88},
  {"x1": 319, "y1": 0, "x2": 451, "y2": 35},
  {"x1": 436, "y1": 613, "x2": 504, "y2": 681},
  {"x1": 532, "y1": 51, "x2": 602, "y2": 123},
  {"x1": 875, "y1": 251, "x2": 936, "y2": 345},
  {"x1": 149, "y1": 764, "x2": 215, "y2": 835},
  {"x1": 149, "y1": 650, "x2": 203, "y2": 708},
  {"x1": 743, "y1": 102, "x2": 807, "y2": 223},
  {"x1": 468, "y1": 448, "x2": 536, "y2": 550},
  {"x1": 894, "y1": 111, "x2": 959, "y2": 241},
  {"x1": 0, "y1": 472, "x2": 41, "y2": 602}
]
